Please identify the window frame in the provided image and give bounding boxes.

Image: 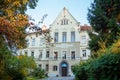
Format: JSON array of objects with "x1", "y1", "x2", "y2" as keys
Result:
[
  {"x1": 31, "y1": 51, "x2": 34, "y2": 58},
  {"x1": 71, "y1": 31, "x2": 75, "y2": 42},
  {"x1": 61, "y1": 19, "x2": 68, "y2": 25},
  {"x1": 71, "y1": 51, "x2": 75, "y2": 60},
  {"x1": 62, "y1": 32, "x2": 67, "y2": 42},
  {"x1": 46, "y1": 51, "x2": 49, "y2": 58},
  {"x1": 32, "y1": 38, "x2": 35, "y2": 46},
  {"x1": 81, "y1": 36, "x2": 86, "y2": 44},
  {"x1": 82, "y1": 50, "x2": 86, "y2": 57},
  {"x1": 53, "y1": 65, "x2": 57, "y2": 71},
  {"x1": 62, "y1": 51, "x2": 67, "y2": 59},
  {"x1": 54, "y1": 32, "x2": 58, "y2": 43},
  {"x1": 54, "y1": 52, "x2": 58, "y2": 60}
]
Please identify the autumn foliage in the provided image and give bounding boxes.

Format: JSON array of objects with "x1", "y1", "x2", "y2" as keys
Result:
[
  {"x1": 0, "y1": 0, "x2": 39, "y2": 80},
  {"x1": 0, "y1": 0, "x2": 38, "y2": 49}
]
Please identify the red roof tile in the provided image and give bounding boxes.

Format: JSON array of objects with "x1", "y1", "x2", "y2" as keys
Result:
[{"x1": 81, "y1": 25, "x2": 92, "y2": 31}]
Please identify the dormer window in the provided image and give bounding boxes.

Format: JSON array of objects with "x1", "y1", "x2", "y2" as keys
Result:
[{"x1": 61, "y1": 19, "x2": 68, "y2": 25}]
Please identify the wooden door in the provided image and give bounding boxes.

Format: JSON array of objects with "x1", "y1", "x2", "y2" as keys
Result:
[{"x1": 62, "y1": 67, "x2": 67, "y2": 76}]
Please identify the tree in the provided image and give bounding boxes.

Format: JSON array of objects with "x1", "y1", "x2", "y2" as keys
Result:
[
  {"x1": 72, "y1": 53, "x2": 120, "y2": 80},
  {"x1": 88, "y1": 0, "x2": 120, "y2": 53},
  {"x1": 0, "y1": 0, "x2": 38, "y2": 50},
  {"x1": 0, "y1": 0, "x2": 38, "y2": 80},
  {"x1": 5, "y1": 55, "x2": 36, "y2": 80}
]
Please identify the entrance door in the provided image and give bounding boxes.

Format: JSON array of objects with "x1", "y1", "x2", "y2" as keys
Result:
[
  {"x1": 61, "y1": 62, "x2": 68, "y2": 76},
  {"x1": 62, "y1": 67, "x2": 67, "y2": 76}
]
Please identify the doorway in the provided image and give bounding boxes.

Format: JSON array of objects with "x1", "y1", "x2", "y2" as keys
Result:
[{"x1": 60, "y1": 61, "x2": 68, "y2": 76}]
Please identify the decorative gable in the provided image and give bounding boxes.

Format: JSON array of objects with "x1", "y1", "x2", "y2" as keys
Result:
[{"x1": 51, "y1": 7, "x2": 79, "y2": 26}]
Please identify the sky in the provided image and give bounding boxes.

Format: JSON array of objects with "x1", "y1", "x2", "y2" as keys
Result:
[{"x1": 26, "y1": 0, "x2": 93, "y2": 27}]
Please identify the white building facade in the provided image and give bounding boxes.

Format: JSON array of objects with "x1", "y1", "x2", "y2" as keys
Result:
[{"x1": 18, "y1": 7, "x2": 91, "y2": 77}]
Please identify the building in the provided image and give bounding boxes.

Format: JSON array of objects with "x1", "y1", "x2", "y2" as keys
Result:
[{"x1": 18, "y1": 7, "x2": 91, "y2": 77}]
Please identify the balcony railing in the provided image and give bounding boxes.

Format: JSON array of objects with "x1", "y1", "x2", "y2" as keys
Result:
[{"x1": 35, "y1": 56, "x2": 85, "y2": 61}]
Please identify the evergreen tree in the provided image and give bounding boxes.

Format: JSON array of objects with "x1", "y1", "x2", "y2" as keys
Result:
[{"x1": 88, "y1": 0, "x2": 120, "y2": 53}]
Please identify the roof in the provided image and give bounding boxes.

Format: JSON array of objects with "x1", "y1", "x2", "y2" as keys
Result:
[
  {"x1": 81, "y1": 24, "x2": 92, "y2": 31},
  {"x1": 26, "y1": 25, "x2": 49, "y2": 35}
]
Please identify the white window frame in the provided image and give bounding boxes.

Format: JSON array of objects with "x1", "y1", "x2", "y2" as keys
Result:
[
  {"x1": 31, "y1": 51, "x2": 34, "y2": 58},
  {"x1": 62, "y1": 51, "x2": 67, "y2": 59},
  {"x1": 71, "y1": 51, "x2": 75, "y2": 60},
  {"x1": 54, "y1": 32, "x2": 58, "y2": 43},
  {"x1": 53, "y1": 65, "x2": 57, "y2": 71},
  {"x1": 61, "y1": 19, "x2": 68, "y2": 25},
  {"x1": 81, "y1": 36, "x2": 86, "y2": 44},
  {"x1": 54, "y1": 51, "x2": 58, "y2": 60},
  {"x1": 82, "y1": 50, "x2": 86, "y2": 57},
  {"x1": 71, "y1": 31, "x2": 75, "y2": 42},
  {"x1": 40, "y1": 38, "x2": 44, "y2": 45},
  {"x1": 62, "y1": 32, "x2": 67, "y2": 42},
  {"x1": 32, "y1": 38, "x2": 35, "y2": 46}
]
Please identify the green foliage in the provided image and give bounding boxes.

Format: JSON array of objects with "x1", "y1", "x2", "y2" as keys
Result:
[
  {"x1": 0, "y1": 0, "x2": 38, "y2": 79},
  {"x1": 72, "y1": 53, "x2": 120, "y2": 80},
  {"x1": 88, "y1": 32, "x2": 100, "y2": 52},
  {"x1": 73, "y1": 34, "x2": 120, "y2": 80},
  {"x1": 26, "y1": 77, "x2": 36, "y2": 80},
  {"x1": 0, "y1": 49, "x2": 37, "y2": 80},
  {"x1": 31, "y1": 68, "x2": 46, "y2": 79},
  {"x1": 88, "y1": 0, "x2": 120, "y2": 52},
  {"x1": 0, "y1": 45, "x2": 12, "y2": 80},
  {"x1": 5, "y1": 55, "x2": 36, "y2": 80},
  {"x1": 17, "y1": 55, "x2": 36, "y2": 69},
  {"x1": 111, "y1": 38, "x2": 120, "y2": 54}
]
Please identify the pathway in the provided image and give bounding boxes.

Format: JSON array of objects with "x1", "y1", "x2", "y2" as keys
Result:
[{"x1": 40, "y1": 76, "x2": 75, "y2": 80}]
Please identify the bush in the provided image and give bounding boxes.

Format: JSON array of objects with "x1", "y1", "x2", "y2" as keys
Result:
[
  {"x1": 26, "y1": 77, "x2": 36, "y2": 80},
  {"x1": 31, "y1": 68, "x2": 46, "y2": 79},
  {"x1": 72, "y1": 53, "x2": 120, "y2": 80}
]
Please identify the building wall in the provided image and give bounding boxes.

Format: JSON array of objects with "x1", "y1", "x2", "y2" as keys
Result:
[{"x1": 17, "y1": 8, "x2": 91, "y2": 77}]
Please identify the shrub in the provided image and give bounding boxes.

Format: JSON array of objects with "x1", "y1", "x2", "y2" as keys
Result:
[
  {"x1": 31, "y1": 68, "x2": 46, "y2": 79},
  {"x1": 72, "y1": 53, "x2": 120, "y2": 80}
]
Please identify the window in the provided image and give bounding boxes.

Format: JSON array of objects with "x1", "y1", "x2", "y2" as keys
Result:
[
  {"x1": 26, "y1": 39, "x2": 29, "y2": 47},
  {"x1": 39, "y1": 64, "x2": 41, "y2": 68},
  {"x1": 46, "y1": 51, "x2": 49, "y2": 58},
  {"x1": 82, "y1": 36, "x2": 86, "y2": 44},
  {"x1": 54, "y1": 32, "x2": 58, "y2": 43},
  {"x1": 71, "y1": 51, "x2": 75, "y2": 59},
  {"x1": 25, "y1": 51, "x2": 28, "y2": 56},
  {"x1": 20, "y1": 50, "x2": 22, "y2": 55},
  {"x1": 46, "y1": 64, "x2": 48, "y2": 71},
  {"x1": 71, "y1": 31, "x2": 75, "y2": 42},
  {"x1": 36, "y1": 33, "x2": 38, "y2": 37},
  {"x1": 39, "y1": 50, "x2": 42, "y2": 59},
  {"x1": 40, "y1": 38, "x2": 44, "y2": 45},
  {"x1": 31, "y1": 51, "x2": 34, "y2": 58},
  {"x1": 62, "y1": 32, "x2": 67, "y2": 42},
  {"x1": 54, "y1": 52, "x2": 58, "y2": 60},
  {"x1": 53, "y1": 66, "x2": 57, "y2": 71},
  {"x1": 82, "y1": 50, "x2": 86, "y2": 57},
  {"x1": 32, "y1": 38, "x2": 35, "y2": 46},
  {"x1": 61, "y1": 19, "x2": 68, "y2": 25},
  {"x1": 62, "y1": 51, "x2": 66, "y2": 59}
]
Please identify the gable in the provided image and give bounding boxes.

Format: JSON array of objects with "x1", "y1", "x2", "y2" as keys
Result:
[{"x1": 50, "y1": 7, "x2": 78, "y2": 26}]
